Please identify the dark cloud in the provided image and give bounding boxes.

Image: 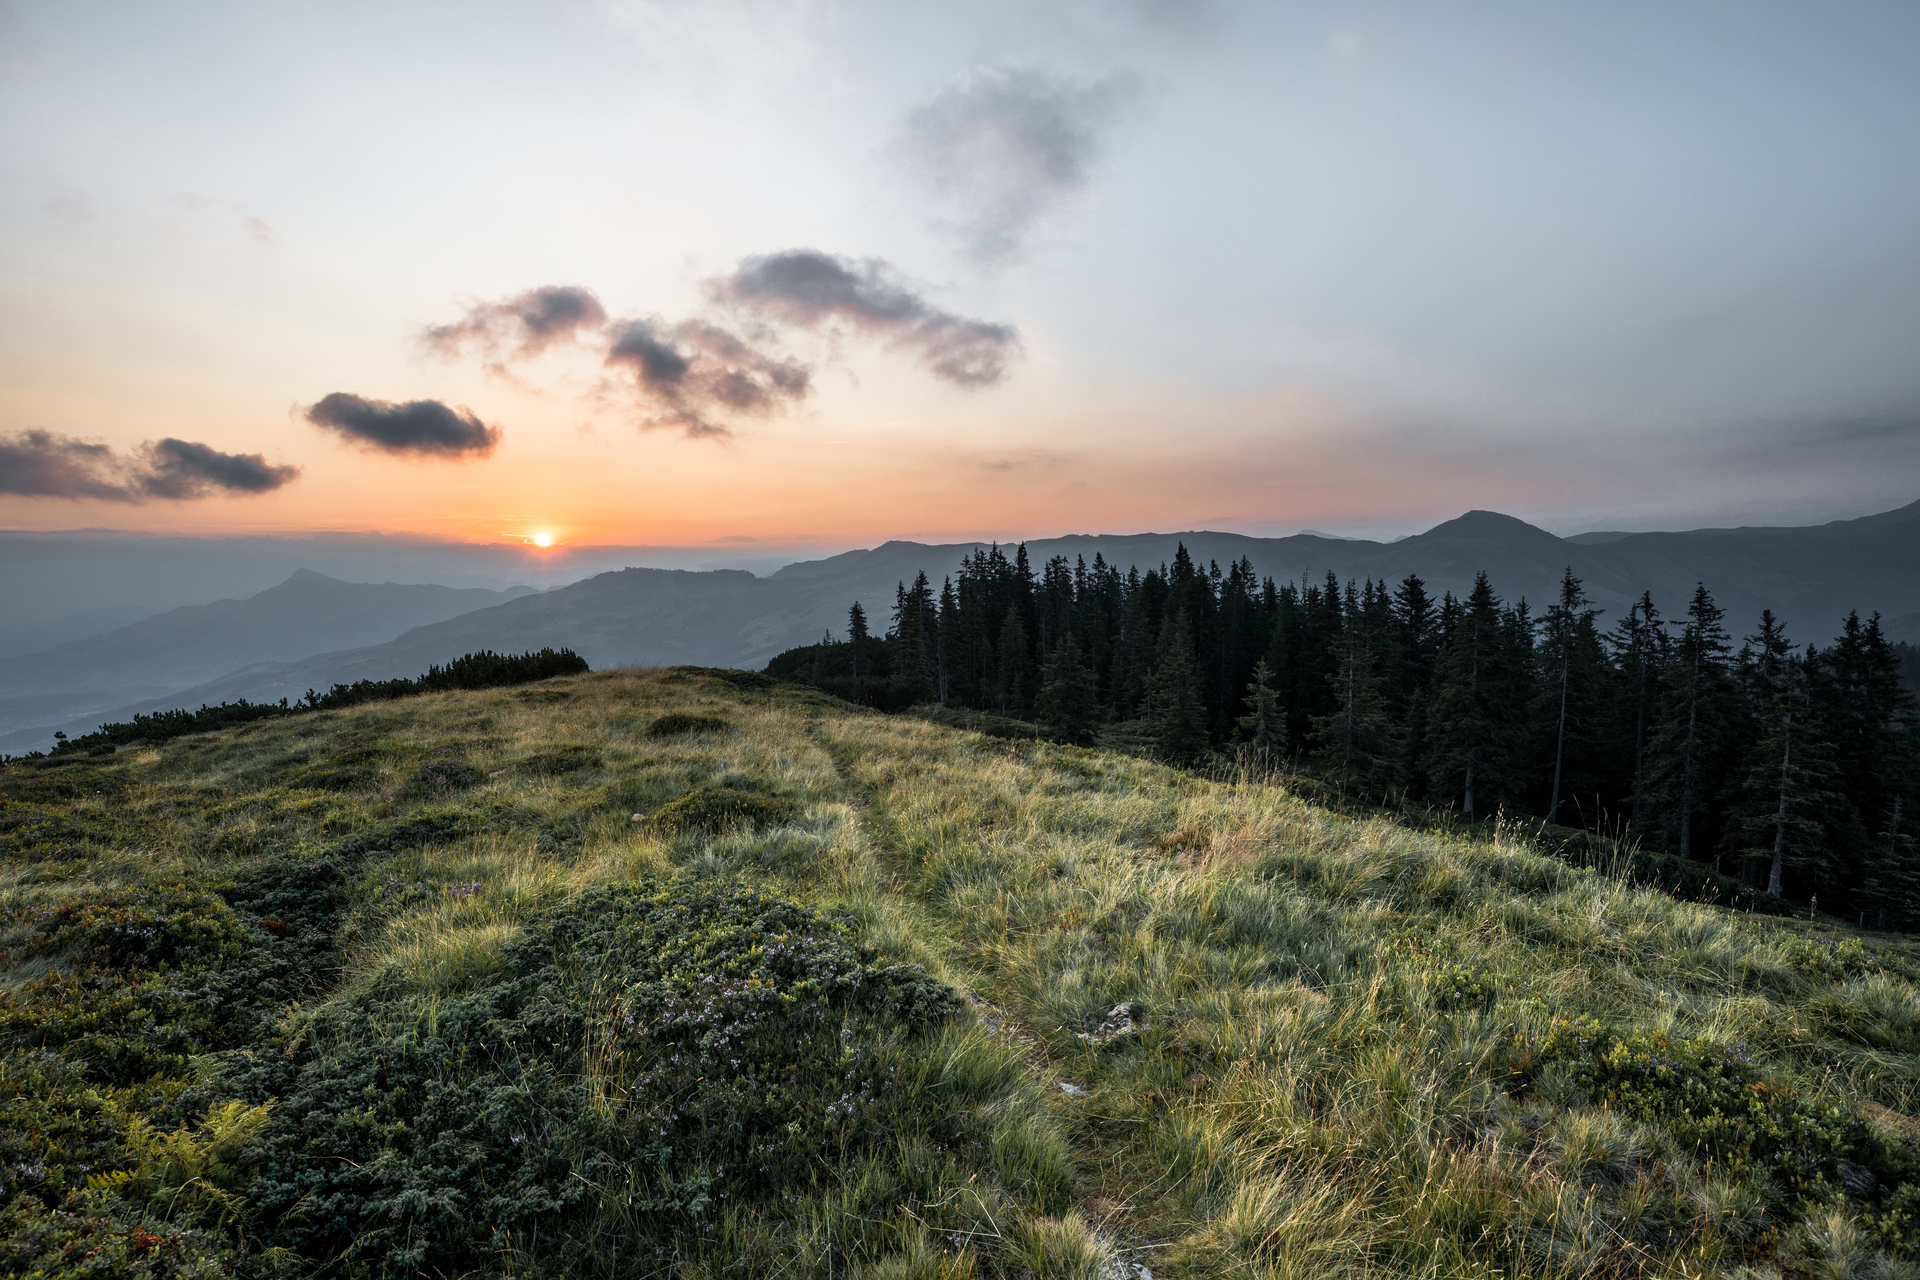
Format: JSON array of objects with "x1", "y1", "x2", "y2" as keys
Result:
[
  {"x1": 0, "y1": 429, "x2": 300, "y2": 502},
  {"x1": 305, "y1": 393, "x2": 502, "y2": 458},
  {"x1": 710, "y1": 250, "x2": 1021, "y2": 387},
  {"x1": 421, "y1": 286, "x2": 609, "y2": 362},
  {"x1": 891, "y1": 65, "x2": 1139, "y2": 267},
  {"x1": 139, "y1": 438, "x2": 301, "y2": 497},
  {"x1": 417, "y1": 257, "x2": 1018, "y2": 440},
  {"x1": 604, "y1": 317, "x2": 810, "y2": 439}
]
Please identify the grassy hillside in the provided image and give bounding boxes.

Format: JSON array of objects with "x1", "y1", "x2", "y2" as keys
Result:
[{"x1": 4, "y1": 667, "x2": 1920, "y2": 1278}]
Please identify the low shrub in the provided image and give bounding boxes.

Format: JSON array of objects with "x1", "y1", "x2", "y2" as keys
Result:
[
  {"x1": 516, "y1": 745, "x2": 603, "y2": 775},
  {"x1": 647, "y1": 712, "x2": 731, "y2": 738},
  {"x1": 667, "y1": 666, "x2": 776, "y2": 693},
  {"x1": 418, "y1": 759, "x2": 482, "y2": 790},
  {"x1": 644, "y1": 784, "x2": 798, "y2": 835},
  {"x1": 230, "y1": 876, "x2": 957, "y2": 1274},
  {"x1": 8, "y1": 883, "x2": 244, "y2": 973},
  {"x1": 1429, "y1": 961, "x2": 1496, "y2": 1011},
  {"x1": 1509, "y1": 1015, "x2": 1895, "y2": 1208}
]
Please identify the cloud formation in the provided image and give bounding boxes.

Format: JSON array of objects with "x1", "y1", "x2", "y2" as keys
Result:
[
  {"x1": 420, "y1": 285, "x2": 609, "y2": 363},
  {"x1": 0, "y1": 429, "x2": 300, "y2": 501},
  {"x1": 305, "y1": 393, "x2": 502, "y2": 458},
  {"x1": 604, "y1": 316, "x2": 810, "y2": 438},
  {"x1": 891, "y1": 65, "x2": 1138, "y2": 267},
  {"x1": 710, "y1": 250, "x2": 1022, "y2": 386},
  {"x1": 418, "y1": 254, "x2": 1019, "y2": 439}
]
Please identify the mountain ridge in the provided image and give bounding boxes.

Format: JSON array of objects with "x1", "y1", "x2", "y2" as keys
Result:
[{"x1": 4, "y1": 500, "x2": 1916, "y2": 754}]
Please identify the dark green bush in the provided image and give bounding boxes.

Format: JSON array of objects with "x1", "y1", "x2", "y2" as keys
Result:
[
  {"x1": 417, "y1": 759, "x2": 482, "y2": 790},
  {"x1": 324, "y1": 807, "x2": 469, "y2": 859},
  {"x1": 647, "y1": 712, "x2": 731, "y2": 738},
  {"x1": 643, "y1": 784, "x2": 798, "y2": 835},
  {"x1": 516, "y1": 744, "x2": 603, "y2": 775},
  {"x1": 10, "y1": 884, "x2": 244, "y2": 973},
  {"x1": 1429, "y1": 961, "x2": 1496, "y2": 1011},
  {"x1": 1509, "y1": 1015, "x2": 1901, "y2": 1209},
  {"x1": 0, "y1": 1191, "x2": 243, "y2": 1279},
  {"x1": 667, "y1": 665, "x2": 776, "y2": 692},
  {"x1": 231, "y1": 876, "x2": 956, "y2": 1274}
]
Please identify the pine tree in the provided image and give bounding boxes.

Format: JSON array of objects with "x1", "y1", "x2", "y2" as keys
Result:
[
  {"x1": 848, "y1": 601, "x2": 869, "y2": 679},
  {"x1": 935, "y1": 577, "x2": 958, "y2": 704},
  {"x1": 891, "y1": 573, "x2": 937, "y2": 704},
  {"x1": 1538, "y1": 568, "x2": 1604, "y2": 826},
  {"x1": 1238, "y1": 658, "x2": 1283, "y2": 756},
  {"x1": 1722, "y1": 616, "x2": 1836, "y2": 896},
  {"x1": 997, "y1": 603, "x2": 1031, "y2": 715},
  {"x1": 1037, "y1": 635, "x2": 1101, "y2": 746},
  {"x1": 1422, "y1": 574, "x2": 1520, "y2": 818},
  {"x1": 1646, "y1": 583, "x2": 1736, "y2": 864},
  {"x1": 1151, "y1": 610, "x2": 1210, "y2": 763},
  {"x1": 1605, "y1": 592, "x2": 1664, "y2": 831},
  {"x1": 1822, "y1": 613, "x2": 1920, "y2": 919},
  {"x1": 1310, "y1": 581, "x2": 1402, "y2": 795}
]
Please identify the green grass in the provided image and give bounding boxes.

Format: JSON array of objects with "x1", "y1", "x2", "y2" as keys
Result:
[{"x1": 4, "y1": 666, "x2": 1920, "y2": 1278}]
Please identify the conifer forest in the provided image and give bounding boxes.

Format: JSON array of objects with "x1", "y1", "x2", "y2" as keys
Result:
[{"x1": 767, "y1": 544, "x2": 1920, "y2": 924}]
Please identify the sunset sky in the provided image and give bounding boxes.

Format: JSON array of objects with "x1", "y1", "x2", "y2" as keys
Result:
[{"x1": 3, "y1": 0, "x2": 1918, "y2": 551}]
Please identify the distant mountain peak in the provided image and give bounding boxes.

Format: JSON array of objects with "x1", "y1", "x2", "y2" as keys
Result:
[{"x1": 1419, "y1": 510, "x2": 1562, "y2": 542}]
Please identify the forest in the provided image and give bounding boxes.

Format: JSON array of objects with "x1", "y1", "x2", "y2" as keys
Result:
[{"x1": 766, "y1": 543, "x2": 1920, "y2": 924}]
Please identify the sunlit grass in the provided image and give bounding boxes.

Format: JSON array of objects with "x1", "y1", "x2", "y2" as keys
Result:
[{"x1": 6, "y1": 664, "x2": 1920, "y2": 1276}]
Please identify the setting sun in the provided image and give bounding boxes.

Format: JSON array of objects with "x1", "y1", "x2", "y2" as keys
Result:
[{"x1": 533, "y1": 532, "x2": 553, "y2": 548}]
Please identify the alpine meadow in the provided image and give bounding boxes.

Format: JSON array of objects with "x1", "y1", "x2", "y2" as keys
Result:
[
  {"x1": 7, "y1": 3, "x2": 1920, "y2": 1277},
  {"x1": 7, "y1": 664, "x2": 1920, "y2": 1278}
]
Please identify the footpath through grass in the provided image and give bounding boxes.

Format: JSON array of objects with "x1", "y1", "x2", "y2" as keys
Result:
[{"x1": 3, "y1": 666, "x2": 1920, "y2": 1278}]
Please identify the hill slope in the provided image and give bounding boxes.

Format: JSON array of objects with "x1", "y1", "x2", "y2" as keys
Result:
[
  {"x1": 0, "y1": 571, "x2": 536, "y2": 744},
  {"x1": 3, "y1": 669, "x2": 1919, "y2": 1276}
]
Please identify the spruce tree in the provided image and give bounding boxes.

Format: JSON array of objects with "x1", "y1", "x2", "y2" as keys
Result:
[
  {"x1": 848, "y1": 601, "x2": 869, "y2": 680},
  {"x1": 1310, "y1": 581, "x2": 1402, "y2": 796},
  {"x1": 1646, "y1": 583, "x2": 1736, "y2": 864},
  {"x1": 1822, "y1": 613, "x2": 1920, "y2": 919},
  {"x1": 1151, "y1": 610, "x2": 1210, "y2": 763},
  {"x1": 1538, "y1": 568, "x2": 1604, "y2": 826},
  {"x1": 1037, "y1": 635, "x2": 1101, "y2": 746},
  {"x1": 1422, "y1": 573, "x2": 1520, "y2": 818},
  {"x1": 1723, "y1": 618, "x2": 1835, "y2": 898},
  {"x1": 1238, "y1": 658, "x2": 1283, "y2": 756},
  {"x1": 997, "y1": 603, "x2": 1031, "y2": 715}
]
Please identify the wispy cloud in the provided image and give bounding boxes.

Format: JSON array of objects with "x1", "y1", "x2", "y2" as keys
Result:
[
  {"x1": 420, "y1": 285, "x2": 610, "y2": 366},
  {"x1": 890, "y1": 64, "x2": 1140, "y2": 268},
  {"x1": 419, "y1": 252, "x2": 1021, "y2": 440},
  {"x1": 709, "y1": 249, "x2": 1021, "y2": 386},
  {"x1": 603, "y1": 316, "x2": 810, "y2": 439},
  {"x1": 305, "y1": 393, "x2": 503, "y2": 459},
  {"x1": 0, "y1": 429, "x2": 300, "y2": 501}
]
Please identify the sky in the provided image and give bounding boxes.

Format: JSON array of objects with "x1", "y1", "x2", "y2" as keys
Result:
[{"x1": 2, "y1": 0, "x2": 1918, "y2": 553}]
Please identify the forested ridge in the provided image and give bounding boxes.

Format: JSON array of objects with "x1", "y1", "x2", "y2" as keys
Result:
[{"x1": 766, "y1": 542, "x2": 1920, "y2": 923}]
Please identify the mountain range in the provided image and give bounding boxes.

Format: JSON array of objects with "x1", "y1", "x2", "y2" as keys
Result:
[
  {"x1": 3, "y1": 500, "x2": 1916, "y2": 754},
  {"x1": 0, "y1": 572, "x2": 534, "y2": 746}
]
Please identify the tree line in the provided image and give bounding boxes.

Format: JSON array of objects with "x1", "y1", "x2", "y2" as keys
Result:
[{"x1": 765, "y1": 544, "x2": 1919, "y2": 924}]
